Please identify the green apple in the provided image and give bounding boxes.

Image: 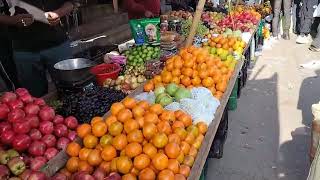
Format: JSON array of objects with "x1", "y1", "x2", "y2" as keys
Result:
[{"x1": 7, "y1": 157, "x2": 26, "y2": 176}]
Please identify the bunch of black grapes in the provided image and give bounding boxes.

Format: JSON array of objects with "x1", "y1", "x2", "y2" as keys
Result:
[{"x1": 60, "y1": 86, "x2": 126, "y2": 124}]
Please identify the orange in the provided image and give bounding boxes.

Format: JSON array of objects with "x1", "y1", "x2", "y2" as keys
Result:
[
  {"x1": 216, "y1": 82, "x2": 227, "y2": 92},
  {"x1": 143, "y1": 143, "x2": 157, "y2": 158},
  {"x1": 144, "y1": 82, "x2": 155, "y2": 92},
  {"x1": 173, "y1": 57, "x2": 184, "y2": 69},
  {"x1": 108, "y1": 121, "x2": 123, "y2": 136},
  {"x1": 116, "y1": 156, "x2": 133, "y2": 174},
  {"x1": 149, "y1": 104, "x2": 163, "y2": 115},
  {"x1": 158, "y1": 169, "x2": 174, "y2": 180},
  {"x1": 143, "y1": 123, "x2": 158, "y2": 139},
  {"x1": 215, "y1": 91, "x2": 223, "y2": 100},
  {"x1": 136, "y1": 117, "x2": 144, "y2": 128},
  {"x1": 174, "y1": 110, "x2": 184, "y2": 119},
  {"x1": 127, "y1": 129, "x2": 144, "y2": 143},
  {"x1": 79, "y1": 148, "x2": 92, "y2": 161},
  {"x1": 157, "y1": 121, "x2": 172, "y2": 135},
  {"x1": 134, "y1": 154, "x2": 151, "y2": 170},
  {"x1": 180, "y1": 141, "x2": 191, "y2": 155},
  {"x1": 183, "y1": 155, "x2": 194, "y2": 167},
  {"x1": 182, "y1": 68, "x2": 193, "y2": 77},
  {"x1": 175, "y1": 174, "x2": 186, "y2": 180},
  {"x1": 159, "y1": 110, "x2": 176, "y2": 123},
  {"x1": 105, "y1": 115, "x2": 117, "y2": 127},
  {"x1": 153, "y1": 75, "x2": 162, "y2": 84},
  {"x1": 123, "y1": 97, "x2": 137, "y2": 109},
  {"x1": 189, "y1": 146, "x2": 198, "y2": 157},
  {"x1": 172, "y1": 121, "x2": 185, "y2": 130},
  {"x1": 174, "y1": 127, "x2": 187, "y2": 140},
  {"x1": 110, "y1": 157, "x2": 118, "y2": 172},
  {"x1": 202, "y1": 77, "x2": 214, "y2": 88},
  {"x1": 122, "y1": 173, "x2": 137, "y2": 180},
  {"x1": 164, "y1": 143, "x2": 180, "y2": 159},
  {"x1": 92, "y1": 121, "x2": 108, "y2": 137},
  {"x1": 185, "y1": 133, "x2": 195, "y2": 145},
  {"x1": 130, "y1": 167, "x2": 140, "y2": 176},
  {"x1": 77, "y1": 123, "x2": 91, "y2": 138},
  {"x1": 124, "y1": 119, "x2": 139, "y2": 134},
  {"x1": 101, "y1": 145, "x2": 117, "y2": 161},
  {"x1": 117, "y1": 108, "x2": 133, "y2": 123},
  {"x1": 125, "y1": 142, "x2": 142, "y2": 158},
  {"x1": 66, "y1": 157, "x2": 79, "y2": 173},
  {"x1": 91, "y1": 116, "x2": 103, "y2": 125},
  {"x1": 198, "y1": 69, "x2": 208, "y2": 79},
  {"x1": 87, "y1": 149, "x2": 102, "y2": 166},
  {"x1": 111, "y1": 102, "x2": 125, "y2": 116},
  {"x1": 152, "y1": 133, "x2": 168, "y2": 148},
  {"x1": 177, "y1": 152, "x2": 185, "y2": 164},
  {"x1": 144, "y1": 112, "x2": 159, "y2": 124},
  {"x1": 172, "y1": 68, "x2": 181, "y2": 77},
  {"x1": 83, "y1": 134, "x2": 98, "y2": 149},
  {"x1": 166, "y1": 62, "x2": 174, "y2": 71},
  {"x1": 179, "y1": 165, "x2": 190, "y2": 177},
  {"x1": 99, "y1": 161, "x2": 111, "y2": 174},
  {"x1": 132, "y1": 106, "x2": 145, "y2": 118},
  {"x1": 78, "y1": 160, "x2": 93, "y2": 174},
  {"x1": 179, "y1": 114, "x2": 192, "y2": 127},
  {"x1": 112, "y1": 134, "x2": 127, "y2": 150},
  {"x1": 181, "y1": 76, "x2": 191, "y2": 87},
  {"x1": 196, "y1": 122, "x2": 208, "y2": 134},
  {"x1": 66, "y1": 142, "x2": 81, "y2": 157},
  {"x1": 168, "y1": 159, "x2": 180, "y2": 174},
  {"x1": 168, "y1": 134, "x2": 181, "y2": 144},
  {"x1": 100, "y1": 134, "x2": 113, "y2": 147},
  {"x1": 139, "y1": 167, "x2": 156, "y2": 180},
  {"x1": 191, "y1": 77, "x2": 201, "y2": 86},
  {"x1": 137, "y1": 100, "x2": 150, "y2": 110},
  {"x1": 162, "y1": 71, "x2": 173, "y2": 84},
  {"x1": 152, "y1": 153, "x2": 169, "y2": 170},
  {"x1": 172, "y1": 77, "x2": 180, "y2": 85},
  {"x1": 184, "y1": 58, "x2": 194, "y2": 68}
]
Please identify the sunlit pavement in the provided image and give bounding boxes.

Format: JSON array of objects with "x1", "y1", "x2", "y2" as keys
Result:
[{"x1": 207, "y1": 35, "x2": 320, "y2": 180}]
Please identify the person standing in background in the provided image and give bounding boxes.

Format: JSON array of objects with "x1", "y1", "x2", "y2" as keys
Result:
[
  {"x1": 0, "y1": 0, "x2": 74, "y2": 97},
  {"x1": 126, "y1": 0, "x2": 160, "y2": 19},
  {"x1": 296, "y1": 0, "x2": 319, "y2": 44},
  {"x1": 272, "y1": 0, "x2": 292, "y2": 40},
  {"x1": 0, "y1": 0, "x2": 20, "y2": 91}
]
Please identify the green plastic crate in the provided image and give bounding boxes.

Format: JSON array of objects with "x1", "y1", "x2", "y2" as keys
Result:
[{"x1": 228, "y1": 97, "x2": 238, "y2": 111}]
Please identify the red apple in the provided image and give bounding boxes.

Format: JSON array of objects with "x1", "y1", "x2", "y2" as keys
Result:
[
  {"x1": 28, "y1": 141, "x2": 46, "y2": 156},
  {"x1": 33, "y1": 98, "x2": 46, "y2": 107},
  {"x1": 0, "y1": 122, "x2": 11, "y2": 134},
  {"x1": 92, "y1": 168, "x2": 105, "y2": 180},
  {"x1": 105, "y1": 172, "x2": 121, "y2": 180},
  {"x1": 28, "y1": 171, "x2": 47, "y2": 180},
  {"x1": 41, "y1": 134, "x2": 56, "y2": 148},
  {"x1": 13, "y1": 121, "x2": 31, "y2": 134},
  {"x1": 64, "y1": 116, "x2": 78, "y2": 129},
  {"x1": 25, "y1": 115, "x2": 40, "y2": 129},
  {"x1": 56, "y1": 137, "x2": 70, "y2": 150},
  {"x1": 0, "y1": 104, "x2": 10, "y2": 119},
  {"x1": 1, "y1": 92, "x2": 17, "y2": 103},
  {"x1": 54, "y1": 124, "x2": 68, "y2": 137},
  {"x1": 12, "y1": 134, "x2": 31, "y2": 151},
  {"x1": 24, "y1": 104, "x2": 40, "y2": 115},
  {"x1": 30, "y1": 157, "x2": 47, "y2": 171},
  {"x1": 19, "y1": 94, "x2": 33, "y2": 104},
  {"x1": 19, "y1": 169, "x2": 31, "y2": 180},
  {"x1": 29, "y1": 129, "x2": 42, "y2": 141},
  {"x1": 0, "y1": 164, "x2": 10, "y2": 179},
  {"x1": 39, "y1": 107, "x2": 55, "y2": 121},
  {"x1": 20, "y1": 154, "x2": 32, "y2": 166},
  {"x1": 15, "y1": 88, "x2": 28, "y2": 97},
  {"x1": 44, "y1": 147, "x2": 58, "y2": 160},
  {"x1": 51, "y1": 173, "x2": 67, "y2": 180},
  {"x1": 1, "y1": 130, "x2": 15, "y2": 145},
  {"x1": 67, "y1": 131, "x2": 77, "y2": 141},
  {"x1": 8, "y1": 109, "x2": 25, "y2": 123},
  {"x1": 39, "y1": 121, "x2": 53, "y2": 135},
  {"x1": 53, "y1": 115, "x2": 64, "y2": 125},
  {"x1": 7, "y1": 99, "x2": 24, "y2": 110}
]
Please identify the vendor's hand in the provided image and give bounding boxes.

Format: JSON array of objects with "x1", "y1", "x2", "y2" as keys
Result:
[
  {"x1": 45, "y1": 12, "x2": 61, "y2": 26},
  {"x1": 11, "y1": 14, "x2": 34, "y2": 27},
  {"x1": 144, "y1": 11, "x2": 154, "y2": 18}
]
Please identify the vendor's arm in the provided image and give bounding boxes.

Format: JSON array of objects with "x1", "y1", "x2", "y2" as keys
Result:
[
  {"x1": 45, "y1": 1, "x2": 74, "y2": 26},
  {"x1": 126, "y1": 0, "x2": 153, "y2": 17},
  {"x1": 0, "y1": 14, "x2": 33, "y2": 27}
]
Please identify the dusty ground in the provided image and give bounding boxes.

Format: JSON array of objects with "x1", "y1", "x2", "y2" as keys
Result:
[{"x1": 207, "y1": 36, "x2": 320, "y2": 180}]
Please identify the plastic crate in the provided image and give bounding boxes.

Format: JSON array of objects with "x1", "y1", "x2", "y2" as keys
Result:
[{"x1": 228, "y1": 97, "x2": 238, "y2": 111}]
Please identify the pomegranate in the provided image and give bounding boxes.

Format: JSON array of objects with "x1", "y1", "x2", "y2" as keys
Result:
[
  {"x1": 7, "y1": 99, "x2": 24, "y2": 110},
  {"x1": 15, "y1": 88, "x2": 28, "y2": 97},
  {"x1": 19, "y1": 94, "x2": 33, "y2": 104},
  {"x1": 33, "y1": 98, "x2": 46, "y2": 107},
  {"x1": 53, "y1": 115, "x2": 64, "y2": 125},
  {"x1": 0, "y1": 104, "x2": 10, "y2": 119},
  {"x1": 24, "y1": 104, "x2": 40, "y2": 115},
  {"x1": 1, "y1": 92, "x2": 17, "y2": 103}
]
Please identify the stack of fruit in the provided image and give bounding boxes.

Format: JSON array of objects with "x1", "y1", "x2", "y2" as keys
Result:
[
  {"x1": 167, "y1": 10, "x2": 193, "y2": 20},
  {"x1": 202, "y1": 34, "x2": 246, "y2": 61},
  {"x1": 0, "y1": 89, "x2": 79, "y2": 174},
  {"x1": 104, "y1": 75, "x2": 147, "y2": 94},
  {"x1": 143, "y1": 46, "x2": 234, "y2": 99},
  {"x1": 62, "y1": 98, "x2": 208, "y2": 180},
  {"x1": 124, "y1": 45, "x2": 160, "y2": 76},
  {"x1": 201, "y1": 11, "x2": 225, "y2": 34},
  {"x1": 219, "y1": 10, "x2": 261, "y2": 32}
]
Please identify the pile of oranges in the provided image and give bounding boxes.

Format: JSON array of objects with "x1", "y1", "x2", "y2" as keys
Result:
[
  {"x1": 144, "y1": 46, "x2": 234, "y2": 100},
  {"x1": 64, "y1": 97, "x2": 208, "y2": 180}
]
